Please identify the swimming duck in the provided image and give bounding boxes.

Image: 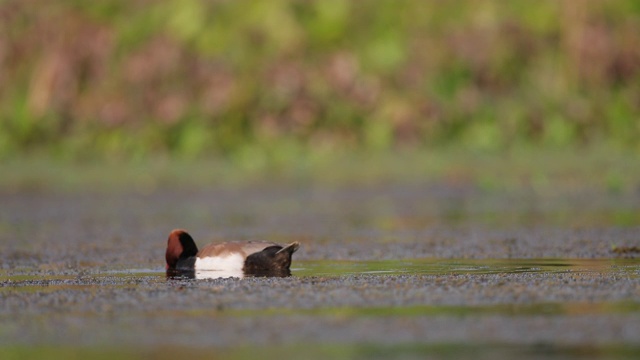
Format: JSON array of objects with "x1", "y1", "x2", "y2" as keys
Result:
[{"x1": 165, "y1": 229, "x2": 299, "y2": 278}]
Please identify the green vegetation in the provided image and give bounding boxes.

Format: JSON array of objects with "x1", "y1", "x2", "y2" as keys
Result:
[
  {"x1": 1, "y1": 145, "x2": 639, "y2": 193},
  {"x1": 1, "y1": 0, "x2": 639, "y2": 161}
]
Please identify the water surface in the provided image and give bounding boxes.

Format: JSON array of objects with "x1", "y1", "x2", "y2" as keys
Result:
[{"x1": 1, "y1": 187, "x2": 639, "y2": 359}]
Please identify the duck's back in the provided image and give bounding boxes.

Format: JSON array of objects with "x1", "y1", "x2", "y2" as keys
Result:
[
  {"x1": 195, "y1": 241, "x2": 279, "y2": 271},
  {"x1": 197, "y1": 241, "x2": 278, "y2": 258}
]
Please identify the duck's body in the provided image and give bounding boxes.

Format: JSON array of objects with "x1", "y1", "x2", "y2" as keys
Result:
[{"x1": 165, "y1": 229, "x2": 299, "y2": 278}]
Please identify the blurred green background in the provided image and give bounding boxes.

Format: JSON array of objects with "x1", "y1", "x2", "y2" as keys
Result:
[{"x1": 1, "y1": 0, "x2": 639, "y2": 164}]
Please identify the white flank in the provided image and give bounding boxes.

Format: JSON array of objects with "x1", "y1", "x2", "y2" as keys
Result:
[{"x1": 194, "y1": 253, "x2": 245, "y2": 278}]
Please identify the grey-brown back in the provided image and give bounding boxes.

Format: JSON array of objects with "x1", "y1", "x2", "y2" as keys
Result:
[{"x1": 196, "y1": 241, "x2": 279, "y2": 259}]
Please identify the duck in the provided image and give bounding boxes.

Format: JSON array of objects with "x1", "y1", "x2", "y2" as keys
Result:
[{"x1": 165, "y1": 229, "x2": 300, "y2": 278}]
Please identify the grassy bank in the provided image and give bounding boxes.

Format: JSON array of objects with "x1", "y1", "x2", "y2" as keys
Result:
[
  {"x1": 2, "y1": 1, "x2": 638, "y2": 193},
  {"x1": 1, "y1": 145, "x2": 636, "y2": 194},
  {"x1": 1, "y1": 0, "x2": 639, "y2": 159}
]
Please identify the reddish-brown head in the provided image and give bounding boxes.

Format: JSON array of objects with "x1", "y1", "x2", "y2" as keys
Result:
[{"x1": 165, "y1": 229, "x2": 199, "y2": 269}]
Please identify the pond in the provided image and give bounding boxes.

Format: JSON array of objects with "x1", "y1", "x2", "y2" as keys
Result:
[{"x1": 1, "y1": 185, "x2": 639, "y2": 359}]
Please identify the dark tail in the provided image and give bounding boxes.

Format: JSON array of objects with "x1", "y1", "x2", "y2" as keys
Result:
[
  {"x1": 276, "y1": 241, "x2": 300, "y2": 255},
  {"x1": 244, "y1": 242, "x2": 301, "y2": 276}
]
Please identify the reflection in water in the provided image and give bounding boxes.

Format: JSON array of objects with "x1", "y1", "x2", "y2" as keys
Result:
[
  {"x1": 166, "y1": 268, "x2": 291, "y2": 280},
  {"x1": 290, "y1": 258, "x2": 640, "y2": 278},
  {"x1": 196, "y1": 269, "x2": 245, "y2": 279},
  {"x1": 163, "y1": 258, "x2": 640, "y2": 280}
]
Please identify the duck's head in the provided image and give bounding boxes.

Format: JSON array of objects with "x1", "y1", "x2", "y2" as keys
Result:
[{"x1": 165, "y1": 229, "x2": 199, "y2": 270}]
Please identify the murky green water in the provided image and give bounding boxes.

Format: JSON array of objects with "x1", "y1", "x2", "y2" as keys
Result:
[
  {"x1": 292, "y1": 258, "x2": 640, "y2": 277},
  {"x1": 1, "y1": 343, "x2": 639, "y2": 360},
  {"x1": 3, "y1": 259, "x2": 639, "y2": 320},
  {"x1": 3, "y1": 258, "x2": 638, "y2": 283},
  {"x1": 2, "y1": 187, "x2": 639, "y2": 359}
]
